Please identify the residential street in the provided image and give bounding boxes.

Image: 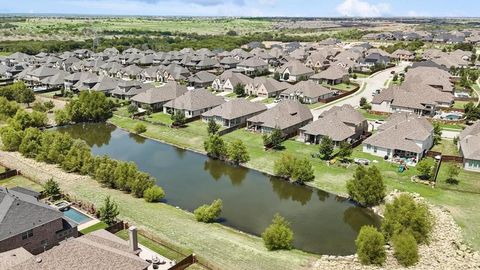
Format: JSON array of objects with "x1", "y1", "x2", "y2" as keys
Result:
[{"x1": 311, "y1": 62, "x2": 411, "y2": 119}]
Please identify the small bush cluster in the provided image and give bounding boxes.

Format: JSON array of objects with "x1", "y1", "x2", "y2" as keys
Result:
[
  {"x1": 194, "y1": 199, "x2": 223, "y2": 223},
  {"x1": 273, "y1": 154, "x2": 315, "y2": 184},
  {"x1": 261, "y1": 214, "x2": 294, "y2": 251}
]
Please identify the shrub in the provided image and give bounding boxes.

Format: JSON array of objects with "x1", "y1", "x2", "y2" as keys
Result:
[
  {"x1": 227, "y1": 139, "x2": 250, "y2": 164},
  {"x1": 346, "y1": 166, "x2": 386, "y2": 206},
  {"x1": 445, "y1": 163, "x2": 460, "y2": 185},
  {"x1": 273, "y1": 154, "x2": 314, "y2": 184},
  {"x1": 262, "y1": 128, "x2": 284, "y2": 149},
  {"x1": 204, "y1": 135, "x2": 228, "y2": 160},
  {"x1": 262, "y1": 214, "x2": 294, "y2": 251},
  {"x1": 127, "y1": 104, "x2": 138, "y2": 115},
  {"x1": 382, "y1": 194, "x2": 432, "y2": 244},
  {"x1": 98, "y1": 196, "x2": 119, "y2": 226},
  {"x1": 318, "y1": 136, "x2": 334, "y2": 160},
  {"x1": 133, "y1": 122, "x2": 147, "y2": 134},
  {"x1": 207, "y1": 118, "x2": 220, "y2": 135},
  {"x1": 54, "y1": 109, "x2": 70, "y2": 126},
  {"x1": 43, "y1": 178, "x2": 61, "y2": 198},
  {"x1": 355, "y1": 225, "x2": 386, "y2": 266},
  {"x1": 0, "y1": 126, "x2": 23, "y2": 151},
  {"x1": 194, "y1": 199, "x2": 223, "y2": 223},
  {"x1": 143, "y1": 185, "x2": 165, "y2": 203},
  {"x1": 416, "y1": 158, "x2": 435, "y2": 180},
  {"x1": 44, "y1": 100, "x2": 55, "y2": 111},
  {"x1": 392, "y1": 231, "x2": 419, "y2": 267},
  {"x1": 171, "y1": 110, "x2": 186, "y2": 127}
]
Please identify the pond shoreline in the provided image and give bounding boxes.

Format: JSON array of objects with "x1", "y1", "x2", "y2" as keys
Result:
[{"x1": 109, "y1": 120, "x2": 353, "y2": 199}]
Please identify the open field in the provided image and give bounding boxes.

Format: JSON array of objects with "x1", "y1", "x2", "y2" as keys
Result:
[
  {"x1": 108, "y1": 114, "x2": 480, "y2": 251},
  {"x1": 1, "y1": 18, "x2": 273, "y2": 40}
]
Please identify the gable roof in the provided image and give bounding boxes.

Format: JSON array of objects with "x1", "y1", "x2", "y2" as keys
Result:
[
  {"x1": 277, "y1": 60, "x2": 314, "y2": 76},
  {"x1": 0, "y1": 187, "x2": 64, "y2": 241},
  {"x1": 248, "y1": 77, "x2": 290, "y2": 94},
  {"x1": 319, "y1": 104, "x2": 366, "y2": 126},
  {"x1": 300, "y1": 114, "x2": 356, "y2": 141},
  {"x1": 131, "y1": 82, "x2": 188, "y2": 104},
  {"x1": 364, "y1": 112, "x2": 433, "y2": 154},
  {"x1": 163, "y1": 88, "x2": 225, "y2": 111},
  {"x1": 247, "y1": 100, "x2": 313, "y2": 130},
  {"x1": 311, "y1": 65, "x2": 348, "y2": 80},
  {"x1": 459, "y1": 121, "x2": 480, "y2": 160},
  {"x1": 13, "y1": 230, "x2": 149, "y2": 270},
  {"x1": 202, "y1": 99, "x2": 267, "y2": 120},
  {"x1": 281, "y1": 80, "x2": 334, "y2": 99}
]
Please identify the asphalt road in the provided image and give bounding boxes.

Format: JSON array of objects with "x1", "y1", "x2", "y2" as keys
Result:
[{"x1": 311, "y1": 62, "x2": 412, "y2": 119}]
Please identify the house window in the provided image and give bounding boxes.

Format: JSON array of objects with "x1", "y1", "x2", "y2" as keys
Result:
[
  {"x1": 366, "y1": 144, "x2": 371, "y2": 150},
  {"x1": 22, "y1": 229, "x2": 33, "y2": 240},
  {"x1": 374, "y1": 147, "x2": 377, "y2": 153}
]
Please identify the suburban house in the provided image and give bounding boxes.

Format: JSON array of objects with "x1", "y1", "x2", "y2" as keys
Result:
[
  {"x1": 277, "y1": 60, "x2": 314, "y2": 82},
  {"x1": 247, "y1": 100, "x2": 313, "y2": 135},
  {"x1": 358, "y1": 53, "x2": 390, "y2": 71},
  {"x1": 3, "y1": 229, "x2": 152, "y2": 270},
  {"x1": 237, "y1": 57, "x2": 269, "y2": 75},
  {"x1": 110, "y1": 80, "x2": 148, "y2": 100},
  {"x1": 163, "y1": 88, "x2": 225, "y2": 118},
  {"x1": 305, "y1": 53, "x2": 330, "y2": 71},
  {"x1": 310, "y1": 65, "x2": 349, "y2": 85},
  {"x1": 245, "y1": 77, "x2": 290, "y2": 98},
  {"x1": 363, "y1": 112, "x2": 434, "y2": 161},
  {"x1": 371, "y1": 85, "x2": 453, "y2": 116},
  {"x1": 201, "y1": 99, "x2": 267, "y2": 128},
  {"x1": 402, "y1": 66, "x2": 454, "y2": 93},
  {"x1": 300, "y1": 104, "x2": 367, "y2": 145},
  {"x1": 188, "y1": 71, "x2": 216, "y2": 88},
  {"x1": 279, "y1": 80, "x2": 335, "y2": 104},
  {"x1": 391, "y1": 49, "x2": 415, "y2": 61},
  {"x1": 0, "y1": 187, "x2": 78, "y2": 255},
  {"x1": 131, "y1": 82, "x2": 188, "y2": 111},
  {"x1": 458, "y1": 122, "x2": 480, "y2": 172},
  {"x1": 219, "y1": 57, "x2": 240, "y2": 69},
  {"x1": 211, "y1": 70, "x2": 252, "y2": 92}
]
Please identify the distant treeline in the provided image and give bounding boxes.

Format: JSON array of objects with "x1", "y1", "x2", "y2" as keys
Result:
[{"x1": 0, "y1": 29, "x2": 367, "y2": 54}]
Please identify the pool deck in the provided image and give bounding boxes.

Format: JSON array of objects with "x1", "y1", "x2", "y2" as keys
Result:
[
  {"x1": 77, "y1": 219, "x2": 100, "y2": 231},
  {"x1": 138, "y1": 244, "x2": 175, "y2": 270}
]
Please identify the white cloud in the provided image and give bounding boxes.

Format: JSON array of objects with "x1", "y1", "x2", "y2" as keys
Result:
[
  {"x1": 336, "y1": 0, "x2": 390, "y2": 17},
  {"x1": 407, "y1": 10, "x2": 429, "y2": 17}
]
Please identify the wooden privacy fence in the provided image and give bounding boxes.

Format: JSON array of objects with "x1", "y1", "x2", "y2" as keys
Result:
[
  {"x1": 319, "y1": 84, "x2": 361, "y2": 104},
  {"x1": 0, "y1": 169, "x2": 18, "y2": 180}
]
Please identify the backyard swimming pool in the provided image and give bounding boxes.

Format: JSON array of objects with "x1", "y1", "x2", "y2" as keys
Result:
[{"x1": 62, "y1": 207, "x2": 92, "y2": 224}]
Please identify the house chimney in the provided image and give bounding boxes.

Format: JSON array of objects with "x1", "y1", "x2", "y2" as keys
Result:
[{"x1": 128, "y1": 226, "x2": 139, "y2": 252}]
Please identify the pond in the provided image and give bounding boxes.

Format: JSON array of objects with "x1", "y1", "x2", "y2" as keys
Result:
[{"x1": 56, "y1": 123, "x2": 381, "y2": 255}]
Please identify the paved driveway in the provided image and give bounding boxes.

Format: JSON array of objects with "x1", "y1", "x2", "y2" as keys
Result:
[{"x1": 311, "y1": 62, "x2": 411, "y2": 119}]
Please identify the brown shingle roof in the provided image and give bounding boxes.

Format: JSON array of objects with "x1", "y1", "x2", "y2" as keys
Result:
[
  {"x1": 202, "y1": 99, "x2": 267, "y2": 120},
  {"x1": 247, "y1": 100, "x2": 313, "y2": 130},
  {"x1": 163, "y1": 88, "x2": 225, "y2": 111}
]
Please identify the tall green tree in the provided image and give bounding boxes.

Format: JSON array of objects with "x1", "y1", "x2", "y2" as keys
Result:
[
  {"x1": 337, "y1": 141, "x2": 353, "y2": 161},
  {"x1": 0, "y1": 126, "x2": 23, "y2": 151},
  {"x1": 382, "y1": 194, "x2": 432, "y2": 244},
  {"x1": 433, "y1": 122, "x2": 442, "y2": 145},
  {"x1": 65, "y1": 91, "x2": 114, "y2": 122},
  {"x1": 263, "y1": 127, "x2": 284, "y2": 149},
  {"x1": 171, "y1": 110, "x2": 187, "y2": 127},
  {"x1": 18, "y1": 127, "x2": 43, "y2": 158},
  {"x1": 233, "y1": 83, "x2": 245, "y2": 97},
  {"x1": 318, "y1": 136, "x2": 334, "y2": 160},
  {"x1": 227, "y1": 139, "x2": 250, "y2": 165},
  {"x1": 43, "y1": 178, "x2": 61, "y2": 198},
  {"x1": 262, "y1": 214, "x2": 294, "y2": 251},
  {"x1": 416, "y1": 158, "x2": 434, "y2": 180},
  {"x1": 346, "y1": 166, "x2": 386, "y2": 207},
  {"x1": 356, "y1": 225, "x2": 386, "y2": 266},
  {"x1": 204, "y1": 135, "x2": 228, "y2": 160},
  {"x1": 207, "y1": 118, "x2": 220, "y2": 135},
  {"x1": 98, "y1": 196, "x2": 120, "y2": 226}
]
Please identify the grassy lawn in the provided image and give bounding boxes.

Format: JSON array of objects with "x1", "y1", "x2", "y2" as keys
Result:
[
  {"x1": 108, "y1": 114, "x2": 480, "y2": 251},
  {"x1": 79, "y1": 221, "x2": 109, "y2": 234},
  {"x1": 261, "y1": 97, "x2": 275, "y2": 104},
  {"x1": 322, "y1": 83, "x2": 356, "y2": 92},
  {"x1": 452, "y1": 100, "x2": 471, "y2": 110},
  {"x1": 439, "y1": 123, "x2": 465, "y2": 130},
  {"x1": 352, "y1": 73, "x2": 369, "y2": 79},
  {"x1": 431, "y1": 139, "x2": 460, "y2": 156},
  {"x1": 0, "y1": 175, "x2": 43, "y2": 191},
  {"x1": 145, "y1": 112, "x2": 173, "y2": 126},
  {"x1": 114, "y1": 106, "x2": 132, "y2": 118},
  {"x1": 11, "y1": 163, "x2": 317, "y2": 270},
  {"x1": 359, "y1": 109, "x2": 388, "y2": 121},
  {"x1": 0, "y1": 165, "x2": 6, "y2": 173}
]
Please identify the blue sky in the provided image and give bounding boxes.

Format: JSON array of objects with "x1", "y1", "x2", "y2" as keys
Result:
[{"x1": 1, "y1": 0, "x2": 479, "y2": 17}]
